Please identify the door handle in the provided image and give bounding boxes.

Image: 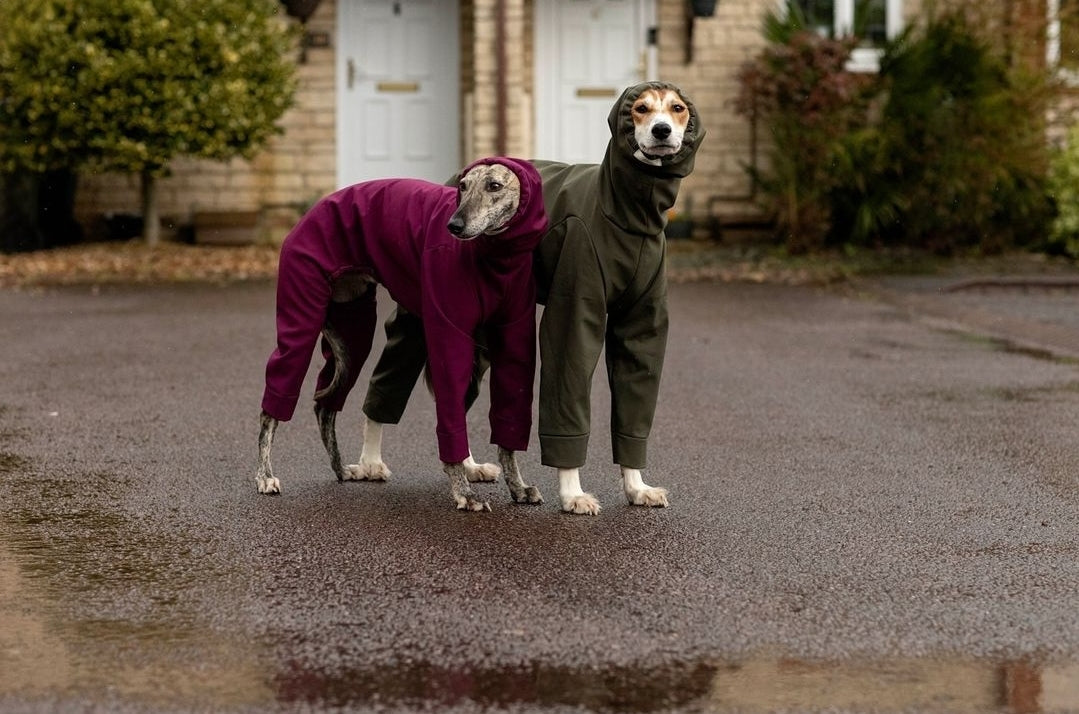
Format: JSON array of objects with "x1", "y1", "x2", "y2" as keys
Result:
[{"x1": 347, "y1": 58, "x2": 356, "y2": 89}]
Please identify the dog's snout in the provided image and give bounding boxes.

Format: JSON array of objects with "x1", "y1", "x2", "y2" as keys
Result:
[
  {"x1": 651, "y1": 123, "x2": 672, "y2": 140},
  {"x1": 447, "y1": 215, "x2": 465, "y2": 235}
]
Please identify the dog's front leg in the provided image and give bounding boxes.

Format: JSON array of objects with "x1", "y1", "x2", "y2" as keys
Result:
[
  {"x1": 315, "y1": 405, "x2": 348, "y2": 481},
  {"x1": 345, "y1": 417, "x2": 392, "y2": 481},
  {"x1": 444, "y1": 462, "x2": 492, "y2": 512},
  {"x1": 558, "y1": 468, "x2": 601, "y2": 515},
  {"x1": 622, "y1": 467, "x2": 669, "y2": 508},
  {"x1": 496, "y1": 447, "x2": 542, "y2": 504},
  {"x1": 256, "y1": 411, "x2": 281, "y2": 494}
]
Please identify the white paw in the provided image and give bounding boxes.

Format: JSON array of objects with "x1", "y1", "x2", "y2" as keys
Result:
[
  {"x1": 561, "y1": 493, "x2": 601, "y2": 515},
  {"x1": 257, "y1": 476, "x2": 281, "y2": 495},
  {"x1": 627, "y1": 486, "x2": 669, "y2": 508},
  {"x1": 465, "y1": 461, "x2": 501, "y2": 483},
  {"x1": 345, "y1": 461, "x2": 391, "y2": 481},
  {"x1": 454, "y1": 495, "x2": 492, "y2": 512}
]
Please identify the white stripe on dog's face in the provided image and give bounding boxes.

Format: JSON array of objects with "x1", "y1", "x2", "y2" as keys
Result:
[{"x1": 631, "y1": 88, "x2": 690, "y2": 165}]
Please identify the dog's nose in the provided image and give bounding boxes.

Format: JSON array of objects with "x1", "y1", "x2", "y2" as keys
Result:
[
  {"x1": 447, "y1": 216, "x2": 465, "y2": 235},
  {"x1": 651, "y1": 123, "x2": 672, "y2": 140}
]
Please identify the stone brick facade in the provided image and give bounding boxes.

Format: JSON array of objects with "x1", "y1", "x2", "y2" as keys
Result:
[{"x1": 73, "y1": 0, "x2": 1071, "y2": 243}]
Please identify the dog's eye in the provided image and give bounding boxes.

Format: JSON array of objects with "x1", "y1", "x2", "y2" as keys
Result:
[
  {"x1": 672, "y1": 103, "x2": 687, "y2": 113},
  {"x1": 486, "y1": 181, "x2": 503, "y2": 192},
  {"x1": 458, "y1": 180, "x2": 468, "y2": 192},
  {"x1": 633, "y1": 104, "x2": 650, "y2": 114}
]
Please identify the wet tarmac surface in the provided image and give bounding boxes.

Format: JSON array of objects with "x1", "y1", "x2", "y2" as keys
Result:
[{"x1": 1, "y1": 279, "x2": 1078, "y2": 712}]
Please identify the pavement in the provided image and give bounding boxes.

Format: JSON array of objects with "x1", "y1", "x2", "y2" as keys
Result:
[
  {"x1": 859, "y1": 271, "x2": 1079, "y2": 362},
  {"x1": 0, "y1": 265, "x2": 1077, "y2": 713}
]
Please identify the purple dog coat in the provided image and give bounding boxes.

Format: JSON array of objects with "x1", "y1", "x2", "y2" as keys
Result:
[{"x1": 262, "y1": 156, "x2": 548, "y2": 463}]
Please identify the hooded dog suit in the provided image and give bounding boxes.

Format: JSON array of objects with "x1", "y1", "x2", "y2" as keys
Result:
[
  {"x1": 261, "y1": 156, "x2": 548, "y2": 463},
  {"x1": 360, "y1": 82, "x2": 705, "y2": 470}
]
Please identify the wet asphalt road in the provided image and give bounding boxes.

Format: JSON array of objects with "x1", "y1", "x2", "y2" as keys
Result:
[{"x1": 0, "y1": 279, "x2": 1077, "y2": 713}]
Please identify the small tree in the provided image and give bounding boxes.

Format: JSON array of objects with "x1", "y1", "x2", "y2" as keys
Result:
[{"x1": 0, "y1": 0, "x2": 298, "y2": 246}]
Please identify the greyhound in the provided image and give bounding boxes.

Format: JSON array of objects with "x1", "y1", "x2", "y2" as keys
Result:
[{"x1": 257, "y1": 157, "x2": 549, "y2": 511}]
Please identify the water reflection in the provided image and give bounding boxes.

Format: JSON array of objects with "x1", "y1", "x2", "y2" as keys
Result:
[
  {"x1": 275, "y1": 656, "x2": 1079, "y2": 713},
  {"x1": 0, "y1": 460, "x2": 274, "y2": 710},
  {"x1": 0, "y1": 534, "x2": 275, "y2": 709}
]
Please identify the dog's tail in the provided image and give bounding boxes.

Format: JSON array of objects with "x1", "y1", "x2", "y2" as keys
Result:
[
  {"x1": 422, "y1": 343, "x2": 487, "y2": 410},
  {"x1": 313, "y1": 325, "x2": 349, "y2": 402}
]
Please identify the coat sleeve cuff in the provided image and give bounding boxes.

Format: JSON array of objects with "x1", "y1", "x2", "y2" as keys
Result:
[
  {"x1": 261, "y1": 390, "x2": 299, "y2": 422},
  {"x1": 437, "y1": 428, "x2": 470, "y2": 464},
  {"x1": 490, "y1": 416, "x2": 530, "y2": 453}
]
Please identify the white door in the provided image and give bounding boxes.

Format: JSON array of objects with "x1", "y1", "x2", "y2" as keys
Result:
[
  {"x1": 336, "y1": 0, "x2": 459, "y2": 186},
  {"x1": 534, "y1": 0, "x2": 654, "y2": 164}
]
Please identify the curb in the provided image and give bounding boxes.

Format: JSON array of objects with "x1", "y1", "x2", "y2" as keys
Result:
[{"x1": 856, "y1": 276, "x2": 1079, "y2": 362}]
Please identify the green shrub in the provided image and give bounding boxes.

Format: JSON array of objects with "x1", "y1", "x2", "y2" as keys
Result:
[
  {"x1": 0, "y1": 0, "x2": 298, "y2": 246},
  {"x1": 738, "y1": 8, "x2": 1055, "y2": 254},
  {"x1": 1048, "y1": 124, "x2": 1079, "y2": 258},
  {"x1": 842, "y1": 11, "x2": 1053, "y2": 253}
]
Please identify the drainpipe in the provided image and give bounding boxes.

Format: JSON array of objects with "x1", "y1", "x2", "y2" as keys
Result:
[{"x1": 495, "y1": 0, "x2": 508, "y2": 155}]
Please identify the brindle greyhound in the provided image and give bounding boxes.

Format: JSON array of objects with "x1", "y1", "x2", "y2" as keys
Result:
[{"x1": 257, "y1": 158, "x2": 548, "y2": 511}]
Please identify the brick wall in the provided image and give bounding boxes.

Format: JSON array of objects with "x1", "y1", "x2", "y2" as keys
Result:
[
  {"x1": 465, "y1": 0, "x2": 533, "y2": 161},
  {"x1": 655, "y1": 0, "x2": 782, "y2": 226}
]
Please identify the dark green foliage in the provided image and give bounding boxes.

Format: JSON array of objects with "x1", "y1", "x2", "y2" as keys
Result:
[
  {"x1": 1048, "y1": 124, "x2": 1079, "y2": 257},
  {"x1": 738, "y1": 8, "x2": 1055, "y2": 254},
  {"x1": 0, "y1": 0, "x2": 298, "y2": 175},
  {"x1": 841, "y1": 12, "x2": 1053, "y2": 252},
  {"x1": 0, "y1": 0, "x2": 298, "y2": 246}
]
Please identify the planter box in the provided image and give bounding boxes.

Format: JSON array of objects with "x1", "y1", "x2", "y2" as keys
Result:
[
  {"x1": 666, "y1": 220, "x2": 695, "y2": 239},
  {"x1": 194, "y1": 210, "x2": 260, "y2": 246}
]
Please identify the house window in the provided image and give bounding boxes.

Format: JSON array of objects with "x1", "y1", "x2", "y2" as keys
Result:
[
  {"x1": 790, "y1": 0, "x2": 903, "y2": 72},
  {"x1": 1048, "y1": 0, "x2": 1079, "y2": 78}
]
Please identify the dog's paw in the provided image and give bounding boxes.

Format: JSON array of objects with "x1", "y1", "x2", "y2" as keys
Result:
[
  {"x1": 465, "y1": 461, "x2": 501, "y2": 483},
  {"x1": 561, "y1": 493, "x2": 601, "y2": 515},
  {"x1": 345, "y1": 461, "x2": 391, "y2": 481},
  {"x1": 256, "y1": 476, "x2": 281, "y2": 495},
  {"x1": 512, "y1": 485, "x2": 544, "y2": 505},
  {"x1": 454, "y1": 495, "x2": 493, "y2": 512},
  {"x1": 627, "y1": 486, "x2": 669, "y2": 508}
]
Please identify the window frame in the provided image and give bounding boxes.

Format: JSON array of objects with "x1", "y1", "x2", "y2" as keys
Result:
[
  {"x1": 789, "y1": 0, "x2": 905, "y2": 72},
  {"x1": 1046, "y1": 0, "x2": 1079, "y2": 85}
]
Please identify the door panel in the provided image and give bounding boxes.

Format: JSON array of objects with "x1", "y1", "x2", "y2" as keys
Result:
[
  {"x1": 536, "y1": 0, "x2": 648, "y2": 164},
  {"x1": 337, "y1": 0, "x2": 459, "y2": 186}
]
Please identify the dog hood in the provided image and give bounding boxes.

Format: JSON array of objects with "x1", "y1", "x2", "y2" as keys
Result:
[
  {"x1": 601, "y1": 81, "x2": 706, "y2": 236},
  {"x1": 459, "y1": 156, "x2": 548, "y2": 258}
]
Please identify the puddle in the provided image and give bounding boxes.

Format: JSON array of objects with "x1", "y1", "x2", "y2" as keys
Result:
[
  {"x1": 273, "y1": 656, "x2": 1079, "y2": 713},
  {"x1": 274, "y1": 659, "x2": 718, "y2": 711},
  {"x1": 0, "y1": 453, "x2": 275, "y2": 710},
  {"x1": 0, "y1": 532, "x2": 275, "y2": 710}
]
